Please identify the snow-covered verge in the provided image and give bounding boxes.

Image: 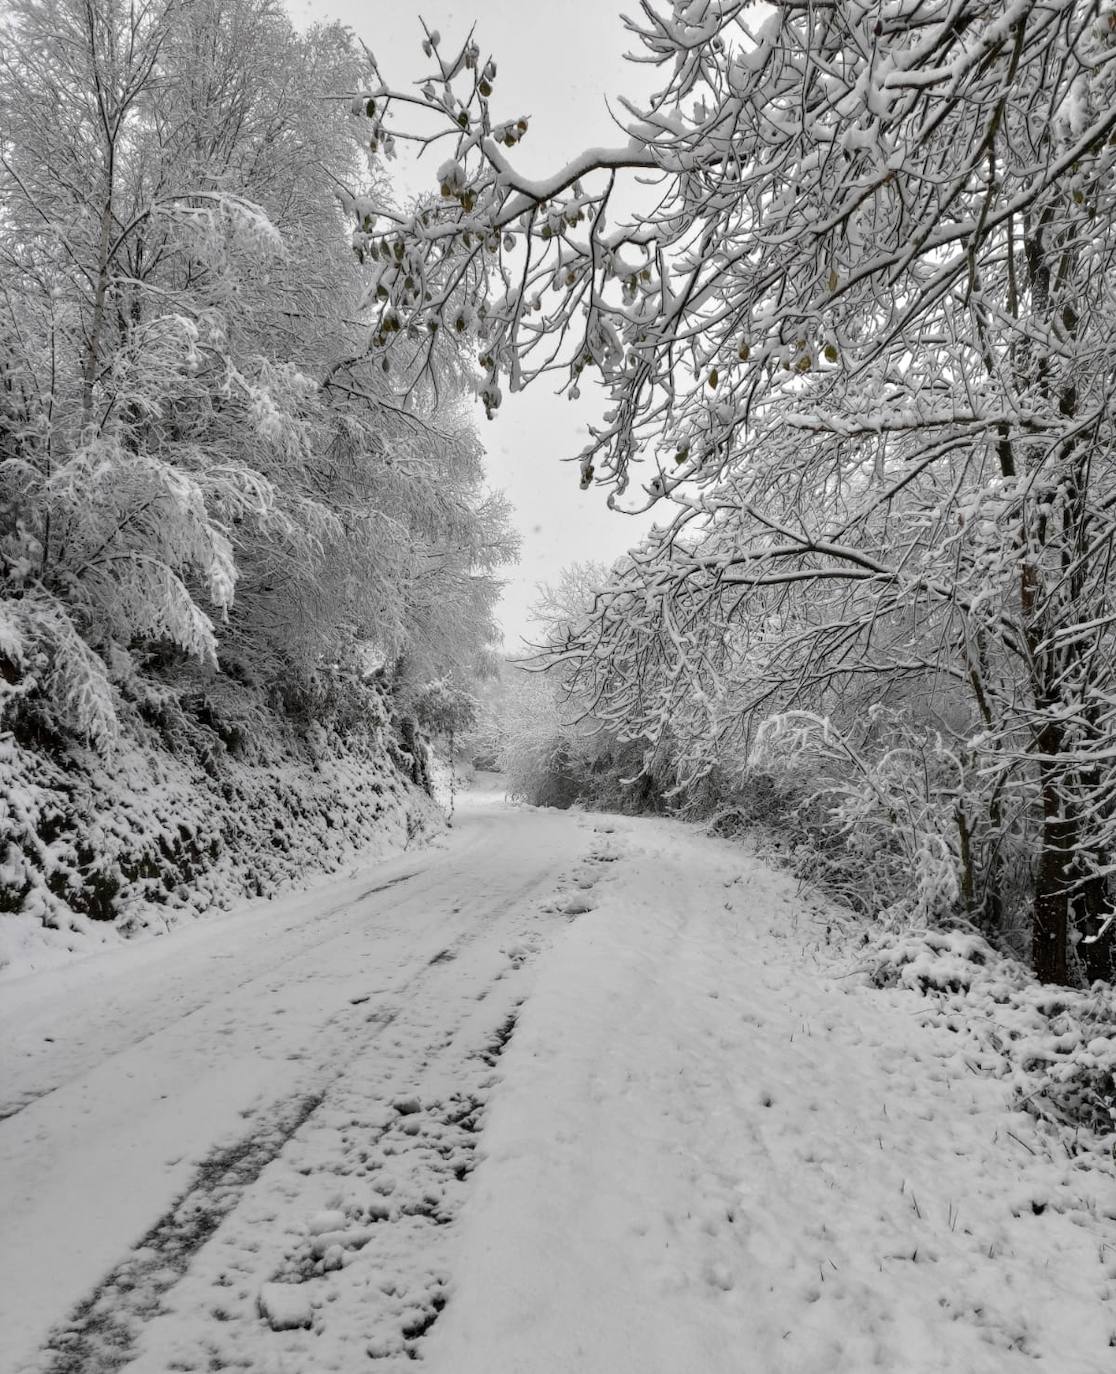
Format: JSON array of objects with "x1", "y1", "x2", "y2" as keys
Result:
[
  {"x1": 0, "y1": 679, "x2": 442, "y2": 975},
  {"x1": 426, "y1": 817, "x2": 1116, "y2": 1374},
  {"x1": 862, "y1": 927, "x2": 1116, "y2": 1151}
]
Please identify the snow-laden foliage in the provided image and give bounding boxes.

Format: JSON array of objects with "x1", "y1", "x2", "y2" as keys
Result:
[
  {"x1": 748, "y1": 709, "x2": 1032, "y2": 940},
  {"x1": 410, "y1": 679, "x2": 478, "y2": 742},
  {"x1": 499, "y1": 564, "x2": 678, "y2": 812},
  {"x1": 0, "y1": 0, "x2": 516, "y2": 934},
  {"x1": 860, "y1": 927, "x2": 1116, "y2": 1148},
  {"x1": 499, "y1": 672, "x2": 588, "y2": 809},
  {"x1": 0, "y1": 0, "x2": 513, "y2": 715},
  {"x1": 356, "y1": 2, "x2": 1116, "y2": 983}
]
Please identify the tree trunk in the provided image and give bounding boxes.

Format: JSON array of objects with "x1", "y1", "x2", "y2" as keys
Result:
[
  {"x1": 1072, "y1": 847, "x2": 1115, "y2": 984},
  {"x1": 82, "y1": 173, "x2": 116, "y2": 425},
  {"x1": 1032, "y1": 761, "x2": 1070, "y2": 985}
]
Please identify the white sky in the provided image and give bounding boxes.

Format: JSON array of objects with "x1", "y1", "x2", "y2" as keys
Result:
[{"x1": 294, "y1": 0, "x2": 654, "y2": 648}]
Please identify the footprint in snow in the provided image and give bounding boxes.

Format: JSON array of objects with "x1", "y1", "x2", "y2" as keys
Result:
[{"x1": 503, "y1": 940, "x2": 535, "y2": 968}]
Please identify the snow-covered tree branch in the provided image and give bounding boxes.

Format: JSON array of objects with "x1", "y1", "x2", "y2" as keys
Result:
[
  {"x1": 0, "y1": 0, "x2": 517, "y2": 931},
  {"x1": 354, "y1": 1, "x2": 1116, "y2": 984}
]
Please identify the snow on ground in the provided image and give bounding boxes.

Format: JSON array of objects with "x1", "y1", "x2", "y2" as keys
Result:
[
  {"x1": 0, "y1": 779, "x2": 588, "y2": 1373},
  {"x1": 427, "y1": 817, "x2": 1116, "y2": 1374},
  {"x1": 2, "y1": 786, "x2": 1114, "y2": 1372}
]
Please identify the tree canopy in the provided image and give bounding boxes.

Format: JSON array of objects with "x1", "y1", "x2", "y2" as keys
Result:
[
  {"x1": 354, "y1": 0, "x2": 1116, "y2": 983},
  {"x1": 0, "y1": 0, "x2": 515, "y2": 751}
]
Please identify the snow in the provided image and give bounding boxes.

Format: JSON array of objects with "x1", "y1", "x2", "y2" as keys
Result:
[
  {"x1": 2, "y1": 786, "x2": 1114, "y2": 1372},
  {"x1": 0, "y1": 718, "x2": 439, "y2": 977},
  {"x1": 425, "y1": 819, "x2": 1116, "y2": 1373},
  {"x1": 257, "y1": 1283, "x2": 314, "y2": 1331}
]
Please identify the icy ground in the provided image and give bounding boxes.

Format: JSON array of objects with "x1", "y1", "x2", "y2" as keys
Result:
[{"x1": 2, "y1": 783, "x2": 1114, "y2": 1373}]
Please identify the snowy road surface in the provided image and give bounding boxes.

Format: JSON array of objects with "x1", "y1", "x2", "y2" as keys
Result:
[
  {"x1": 2, "y1": 787, "x2": 1115, "y2": 1372},
  {"x1": 0, "y1": 787, "x2": 586, "y2": 1373}
]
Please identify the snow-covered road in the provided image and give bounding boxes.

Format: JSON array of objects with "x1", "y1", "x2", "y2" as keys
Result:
[
  {"x1": 3, "y1": 789, "x2": 1115, "y2": 1373},
  {"x1": 0, "y1": 787, "x2": 590, "y2": 1374}
]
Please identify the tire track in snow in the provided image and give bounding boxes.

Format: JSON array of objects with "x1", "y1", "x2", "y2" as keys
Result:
[
  {"x1": 159, "y1": 831, "x2": 621, "y2": 1370},
  {"x1": 30, "y1": 986, "x2": 423, "y2": 1374},
  {"x1": 40, "y1": 1091, "x2": 328, "y2": 1374},
  {"x1": 22, "y1": 821, "x2": 603, "y2": 1374},
  {"x1": 0, "y1": 872, "x2": 425, "y2": 1124}
]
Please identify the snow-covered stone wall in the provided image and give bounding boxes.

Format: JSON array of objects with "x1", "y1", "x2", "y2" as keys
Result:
[{"x1": 0, "y1": 685, "x2": 443, "y2": 970}]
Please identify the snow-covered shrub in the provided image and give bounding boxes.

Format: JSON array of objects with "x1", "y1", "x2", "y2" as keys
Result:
[
  {"x1": 409, "y1": 679, "x2": 477, "y2": 742},
  {"x1": 0, "y1": 592, "x2": 119, "y2": 750},
  {"x1": 499, "y1": 672, "x2": 591, "y2": 808},
  {"x1": 866, "y1": 928, "x2": 1008, "y2": 997},
  {"x1": 861, "y1": 927, "x2": 1116, "y2": 1149},
  {"x1": 407, "y1": 680, "x2": 479, "y2": 817},
  {"x1": 503, "y1": 732, "x2": 586, "y2": 810},
  {"x1": 0, "y1": 731, "x2": 75, "y2": 929},
  {"x1": 494, "y1": 662, "x2": 665, "y2": 812},
  {"x1": 746, "y1": 708, "x2": 1032, "y2": 950}
]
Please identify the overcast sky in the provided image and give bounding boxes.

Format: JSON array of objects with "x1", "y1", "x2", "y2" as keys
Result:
[{"x1": 295, "y1": 0, "x2": 653, "y2": 648}]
